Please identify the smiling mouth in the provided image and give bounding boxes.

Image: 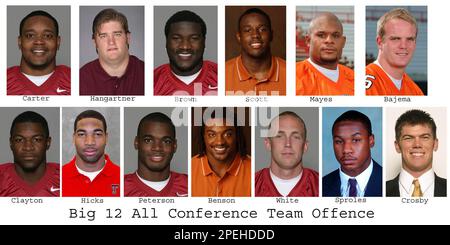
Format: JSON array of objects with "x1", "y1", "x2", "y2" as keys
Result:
[
  {"x1": 410, "y1": 152, "x2": 425, "y2": 157},
  {"x1": 150, "y1": 154, "x2": 165, "y2": 162},
  {"x1": 250, "y1": 42, "x2": 262, "y2": 48},
  {"x1": 213, "y1": 146, "x2": 227, "y2": 154},
  {"x1": 32, "y1": 49, "x2": 46, "y2": 54}
]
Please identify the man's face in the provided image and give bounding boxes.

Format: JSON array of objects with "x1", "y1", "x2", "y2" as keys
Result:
[
  {"x1": 94, "y1": 21, "x2": 130, "y2": 65},
  {"x1": 73, "y1": 118, "x2": 107, "y2": 164},
  {"x1": 265, "y1": 115, "x2": 308, "y2": 171},
  {"x1": 237, "y1": 13, "x2": 272, "y2": 59},
  {"x1": 10, "y1": 122, "x2": 51, "y2": 172},
  {"x1": 333, "y1": 120, "x2": 374, "y2": 177},
  {"x1": 307, "y1": 16, "x2": 346, "y2": 69},
  {"x1": 203, "y1": 118, "x2": 237, "y2": 165},
  {"x1": 18, "y1": 15, "x2": 60, "y2": 72},
  {"x1": 166, "y1": 21, "x2": 205, "y2": 76},
  {"x1": 377, "y1": 18, "x2": 416, "y2": 69},
  {"x1": 395, "y1": 124, "x2": 437, "y2": 176},
  {"x1": 135, "y1": 121, "x2": 177, "y2": 173}
]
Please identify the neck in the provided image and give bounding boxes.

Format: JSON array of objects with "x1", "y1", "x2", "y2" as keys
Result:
[
  {"x1": 377, "y1": 55, "x2": 404, "y2": 80},
  {"x1": 404, "y1": 165, "x2": 432, "y2": 179},
  {"x1": 241, "y1": 53, "x2": 272, "y2": 80},
  {"x1": 76, "y1": 155, "x2": 105, "y2": 172},
  {"x1": 171, "y1": 60, "x2": 203, "y2": 76},
  {"x1": 15, "y1": 161, "x2": 46, "y2": 184},
  {"x1": 270, "y1": 162, "x2": 303, "y2": 180},
  {"x1": 309, "y1": 57, "x2": 338, "y2": 70},
  {"x1": 20, "y1": 60, "x2": 55, "y2": 76},
  {"x1": 100, "y1": 54, "x2": 130, "y2": 77},
  {"x1": 206, "y1": 153, "x2": 236, "y2": 178},
  {"x1": 137, "y1": 166, "x2": 170, "y2": 182}
]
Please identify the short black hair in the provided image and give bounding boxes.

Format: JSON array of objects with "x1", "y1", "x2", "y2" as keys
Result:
[
  {"x1": 237, "y1": 8, "x2": 272, "y2": 31},
  {"x1": 137, "y1": 112, "x2": 176, "y2": 138},
  {"x1": 332, "y1": 110, "x2": 373, "y2": 136},
  {"x1": 198, "y1": 107, "x2": 248, "y2": 158},
  {"x1": 20, "y1": 10, "x2": 59, "y2": 36},
  {"x1": 10, "y1": 111, "x2": 49, "y2": 138},
  {"x1": 164, "y1": 10, "x2": 207, "y2": 38},
  {"x1": 74, "y1": 110, "x2": 107, "y2": 133},
  {"x1": 395, "y1": 109, "x2": 437, "y2": 141}
]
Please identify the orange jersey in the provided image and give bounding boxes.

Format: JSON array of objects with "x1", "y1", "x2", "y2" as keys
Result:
[
  {"x1": 191, "y1": 154, "x2": 251, "y2": 197},
  {"x1": 365, "y1": 63, "x2": 424, "y2": 96},
  {"x1": 225, "y1": 55, "x2": 286, "y2": 96},
  {"x1": 296, "y1": 60, "x2": 354, "y2": 96}
]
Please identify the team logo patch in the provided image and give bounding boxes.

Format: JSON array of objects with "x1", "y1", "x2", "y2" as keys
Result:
[
  {"x1": 365, "y1": 75, "x2": 375, "y2": 89},
  {"x1": 111, "y1": 184, "x2": 119, "y2": 195}
]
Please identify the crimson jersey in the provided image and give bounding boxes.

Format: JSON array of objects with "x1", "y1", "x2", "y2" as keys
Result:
[
  {"x1": 62, "y1": 155, "x2": 120, "y2": 197},
  {"x1": 7, "y1": 65, "x2": 71, "y2": 95},
  {"x1": 365, "y1": 63, "x2": 424, "y2": 96},
  {"x1": 255, "y1": 167, "x2": 319, "y2": 197},
  {"x1": 0, "y1": 163, "x2": 60, "y2": 197},
  {"x1": 124, "y1": 171, "x2": 188, "y2": 197},
  {"x1": 154, "y1": 61, "x2": 217, "y2": 96}
]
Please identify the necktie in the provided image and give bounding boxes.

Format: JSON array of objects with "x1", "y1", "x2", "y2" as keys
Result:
[
  {"x1": 348, "y1": 178, "x2": 357, "y2": 197},
  {"x1": 412, "y1": 179, "x2": 423, "y2": 197}
]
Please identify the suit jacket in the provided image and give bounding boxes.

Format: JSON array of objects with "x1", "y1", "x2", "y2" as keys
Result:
[
  {"x1": 323, "y1": 160, "x2": 382, "y2": 197},
  {"x1": 386, "y1": 173, "x2": 447, "y2": 197}
]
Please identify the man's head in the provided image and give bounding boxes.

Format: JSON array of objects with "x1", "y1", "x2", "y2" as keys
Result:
[
  {"x1": 18, "y1": 10, "x2": 60, "y2": 76},
  {"x1": 376, "y1": 8, "x2": 417, "y2": 71},
  {"x1": 332, "y1": 110, "x2": 374, "y2": 177},
  {"x1": 395, "y1": 109, "x2": 438, "y2": 177},
  {"x1": 73, "y1": 110, "x2": 108, "y2": 165},
  {"x1": 10, "y1": 111, "x2": 51, "y2": 172},
  {"x1": 236, "y1": 8, "x2": 273, "y2": 60},
  {"x1": 92, "y1": 8, "x2": 130, "y2": 65},
  {"x1": 306, "y1": 12, "x2": 346, "y2": 70},
  {"x1": 165, "y1": 10, "x2": 206, "y2": 76},
  {"x1": 198, "y1": 108, "x2": 247, "y2": 165},
  {"x1": 135, "y1": 112, "x2": 177, "y2": 176},
  {"x1": 265, "y1": 111, "x2": 308, "y2": 178}
]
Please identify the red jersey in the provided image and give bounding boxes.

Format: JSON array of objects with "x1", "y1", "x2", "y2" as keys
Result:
[
  {"x1": 79, "y1": 55, "x2": 144, "y2": 95},
  {"x1": 124, "y1": 171, "x2": 188, "y2": 197},
  {"x1": 255, "y1": 167, "x2": 319, "y2": 197},
  {"x1": 62, "y1": 155, "x2": 120, "y2": 197},
  {"x1": 365, "y1": 63, "x2": 424, "y2": 96},
  {"x1": 7, "y1": 65, "x2": 71, "y2": 95},
  {"x1": 296, "y1": 60, "x2": 354, "y2": 96},
  {"x1": 154, "y1": 61, "x2": 217, "y2": 96},
  {"x1": 0, "y1": 163, "x2": 60, "y2": 197}
]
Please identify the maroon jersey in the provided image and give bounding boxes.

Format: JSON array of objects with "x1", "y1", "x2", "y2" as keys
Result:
[
  {"x1": 154, "y1": 60, "x2": 217, "y2": 96},
  {"x1": 7, "y1": 65, "x2": 71, "y2": 95},
  {"x1": 124, "y1": 171, "x2": 188, "y2": 197},
  {"x1": 255, "y1": 167, "x2": 319, "y2": 197},
  {"x1": 80, "y1": 55, "x2": 144, "y2": 95},
  {"x1": 0, "y1": 163, "x2": 60, "y2": 197}
]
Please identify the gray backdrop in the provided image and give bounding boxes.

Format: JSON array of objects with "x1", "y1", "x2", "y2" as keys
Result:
[
  {"x1": 7, "y1": 6, "x2": 71, "y2": 67},
  {"x1": 153, "y1": 6, "x2": 218, "y2": 68},
  {"x1": 124, "y1": 107, "x2": 188, "y2": 174},
  {"x1": 0, "y1": 108, "x2": 60, "y2": 164},
  {"x1": 322, "y1": 107, "x2": 383, "y2": 176},
  {"x1": 62, "y1": 107, "x2": 120, "y2": 166},
  {"x1": 255, "y1": 107, "x2": 319, "y2": 172},
  {"x1": 79, "y1": 6, "x2": 145, "y2": 67}
]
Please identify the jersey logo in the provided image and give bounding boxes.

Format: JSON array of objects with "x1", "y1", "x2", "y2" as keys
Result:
[
  {"x1": 56, "y1": 87, "x2": 67, "y2": 93},
  {"x1": 208, "y1": 85, "x2": 218, "y2": 90},
  {"x1": 176, "y1": 192, "x2": 188, "y2": 197},
  {"x1": 50, "y1": 186, "x2": 60, "y2": 192},
  {"x1": 111, "y1": 184, "x2": 119, "y2": 195},
  {"x1": 365, "y1": 75, "x2": 375, "y2": 89}
]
